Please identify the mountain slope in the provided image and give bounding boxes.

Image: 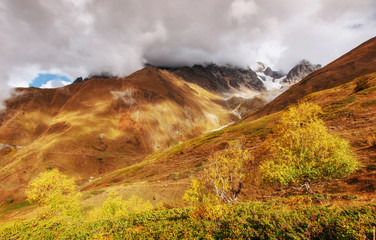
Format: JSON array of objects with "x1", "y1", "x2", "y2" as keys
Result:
[
  {"x1": 0, "y1": 66, "x2": 236, "y2": 202},
  {"x1": 244, "y1": 36, "x2": 376, "y2": 121}
]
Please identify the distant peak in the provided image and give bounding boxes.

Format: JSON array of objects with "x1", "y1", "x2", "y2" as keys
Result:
[{"x1": 283, "y1": 59, "x2": 321, "y2": 84}]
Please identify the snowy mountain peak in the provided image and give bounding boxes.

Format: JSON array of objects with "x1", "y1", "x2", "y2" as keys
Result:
[{"x1": 252, "y1": 59, "x2": 321, "y2": 92}]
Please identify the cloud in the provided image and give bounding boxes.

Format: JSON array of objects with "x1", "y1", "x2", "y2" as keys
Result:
[
  {"x1": 229, "y1": 0, "x2": 259, "y2": 23},
  {"x1": 0, "y1": 0, "x2": 375, "y2": 104},
  {"x1": 40, "y1": 79, "x2": 71, "y2": 88}
]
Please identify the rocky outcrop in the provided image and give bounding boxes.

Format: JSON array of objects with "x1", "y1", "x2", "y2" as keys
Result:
[
  {"x1": 167, "y1": 64, "x2": 266, "y2": 94},
  {"x1": 205, "y1": 64, "x2": 266, "y2": 92},
  {"x1": 283, "y1": 60, "x2": 321, "y2": 84},
  {"x1": 254, "y1": 62, "x2": 285, "y2": 80},
  {"x1": 226, "y1": 96, "x2": 267, "y2": 117}
]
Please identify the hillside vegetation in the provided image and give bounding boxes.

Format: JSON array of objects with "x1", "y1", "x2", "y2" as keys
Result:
[{"x1": 1, "y1": 198, "x2": 376, "y2": 239}]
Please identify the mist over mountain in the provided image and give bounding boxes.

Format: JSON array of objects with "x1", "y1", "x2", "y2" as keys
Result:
[{"x1": 0, "y1": 0, "x2": 375, "y2": 106}]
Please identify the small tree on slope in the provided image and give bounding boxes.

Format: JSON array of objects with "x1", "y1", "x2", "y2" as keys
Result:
[
  {"x1": 205, "y1": 140, "x2": 252, "y2": 203},
  {"x1": 184, "y1": 140, "x2": 252, "y2": 205},
  {"x1": 26, "y1": 169, "x2": 81, "y2": 218},
  {"x1": 259, "y1": 102, "x2": 359, "y2": 193}
]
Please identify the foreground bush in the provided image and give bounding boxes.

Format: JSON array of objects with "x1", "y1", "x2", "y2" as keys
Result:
[
  {"x1": 1, "y1": 200, "x2": 375, "y2": 239},
  {"x1": 26, "y1": 169, "x2": 81, "y2": 218},
  {"x1": 260, "y1": 102, "x2": 359, "y2": 189}
]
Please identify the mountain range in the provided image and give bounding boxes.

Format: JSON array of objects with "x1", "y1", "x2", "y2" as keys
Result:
[{"x1": 1, "y1": 36, "x2": 376, "y2": 220}]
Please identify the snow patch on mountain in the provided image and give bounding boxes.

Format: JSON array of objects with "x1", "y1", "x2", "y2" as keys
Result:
[{"x1": 256, "y1": 71, "x2": 284, "y2": 91}]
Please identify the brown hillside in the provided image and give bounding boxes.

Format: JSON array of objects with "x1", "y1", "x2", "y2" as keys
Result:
[
  {"x1": 0, "y1": 67, "x2": 235, "y2": 203},
  {"x1": 243, "y1": 36, "x2": 376, "y2": 121}
]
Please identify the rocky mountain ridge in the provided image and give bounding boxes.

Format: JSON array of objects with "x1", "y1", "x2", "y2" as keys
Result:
[
  {"x1": 157, "y1": 60, "x2": 321, "y2": 94},
  {"x1": 74, "y1": 61, "x2": 320, "y2": 98}
]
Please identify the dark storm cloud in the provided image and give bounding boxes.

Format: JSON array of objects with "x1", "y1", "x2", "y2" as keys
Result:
[{"x1": 0, "y1": 0, "x2": 375, "y2": 104}]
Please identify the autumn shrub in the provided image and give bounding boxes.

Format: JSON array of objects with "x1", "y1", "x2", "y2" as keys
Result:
[
  {"x1": 260, "y1": 102, "x2": 359, "y2": 188},
  {"x1": 26, "y1": 169, "x2": 81, "y2": 218}
]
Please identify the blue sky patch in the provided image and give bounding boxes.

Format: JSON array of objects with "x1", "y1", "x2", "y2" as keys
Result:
[{"x1": 29, "y1": 73, "x2": 71, "y2": 88}]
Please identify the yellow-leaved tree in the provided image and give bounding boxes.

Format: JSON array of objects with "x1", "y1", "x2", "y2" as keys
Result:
[
  {"x1": 26, "y1": 169, "x2": 81, "y2": 218},
  {"x1": 259, "y1": 102, "x2": 359, "y2": 193},
  {"x1": 206, "y1": 140, "x2": 252, "y2": 203},
  {"x1": 184, "y1": 140, "x2": 252, "y2": 205}
]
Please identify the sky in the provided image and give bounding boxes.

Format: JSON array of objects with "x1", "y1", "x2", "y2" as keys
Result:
[
  {"x1": 0, "y1": 0, "x2": 375, "y2": 101},
  {"x1": 29, "y1": 73, "x2": 71, "y2": 88}
]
